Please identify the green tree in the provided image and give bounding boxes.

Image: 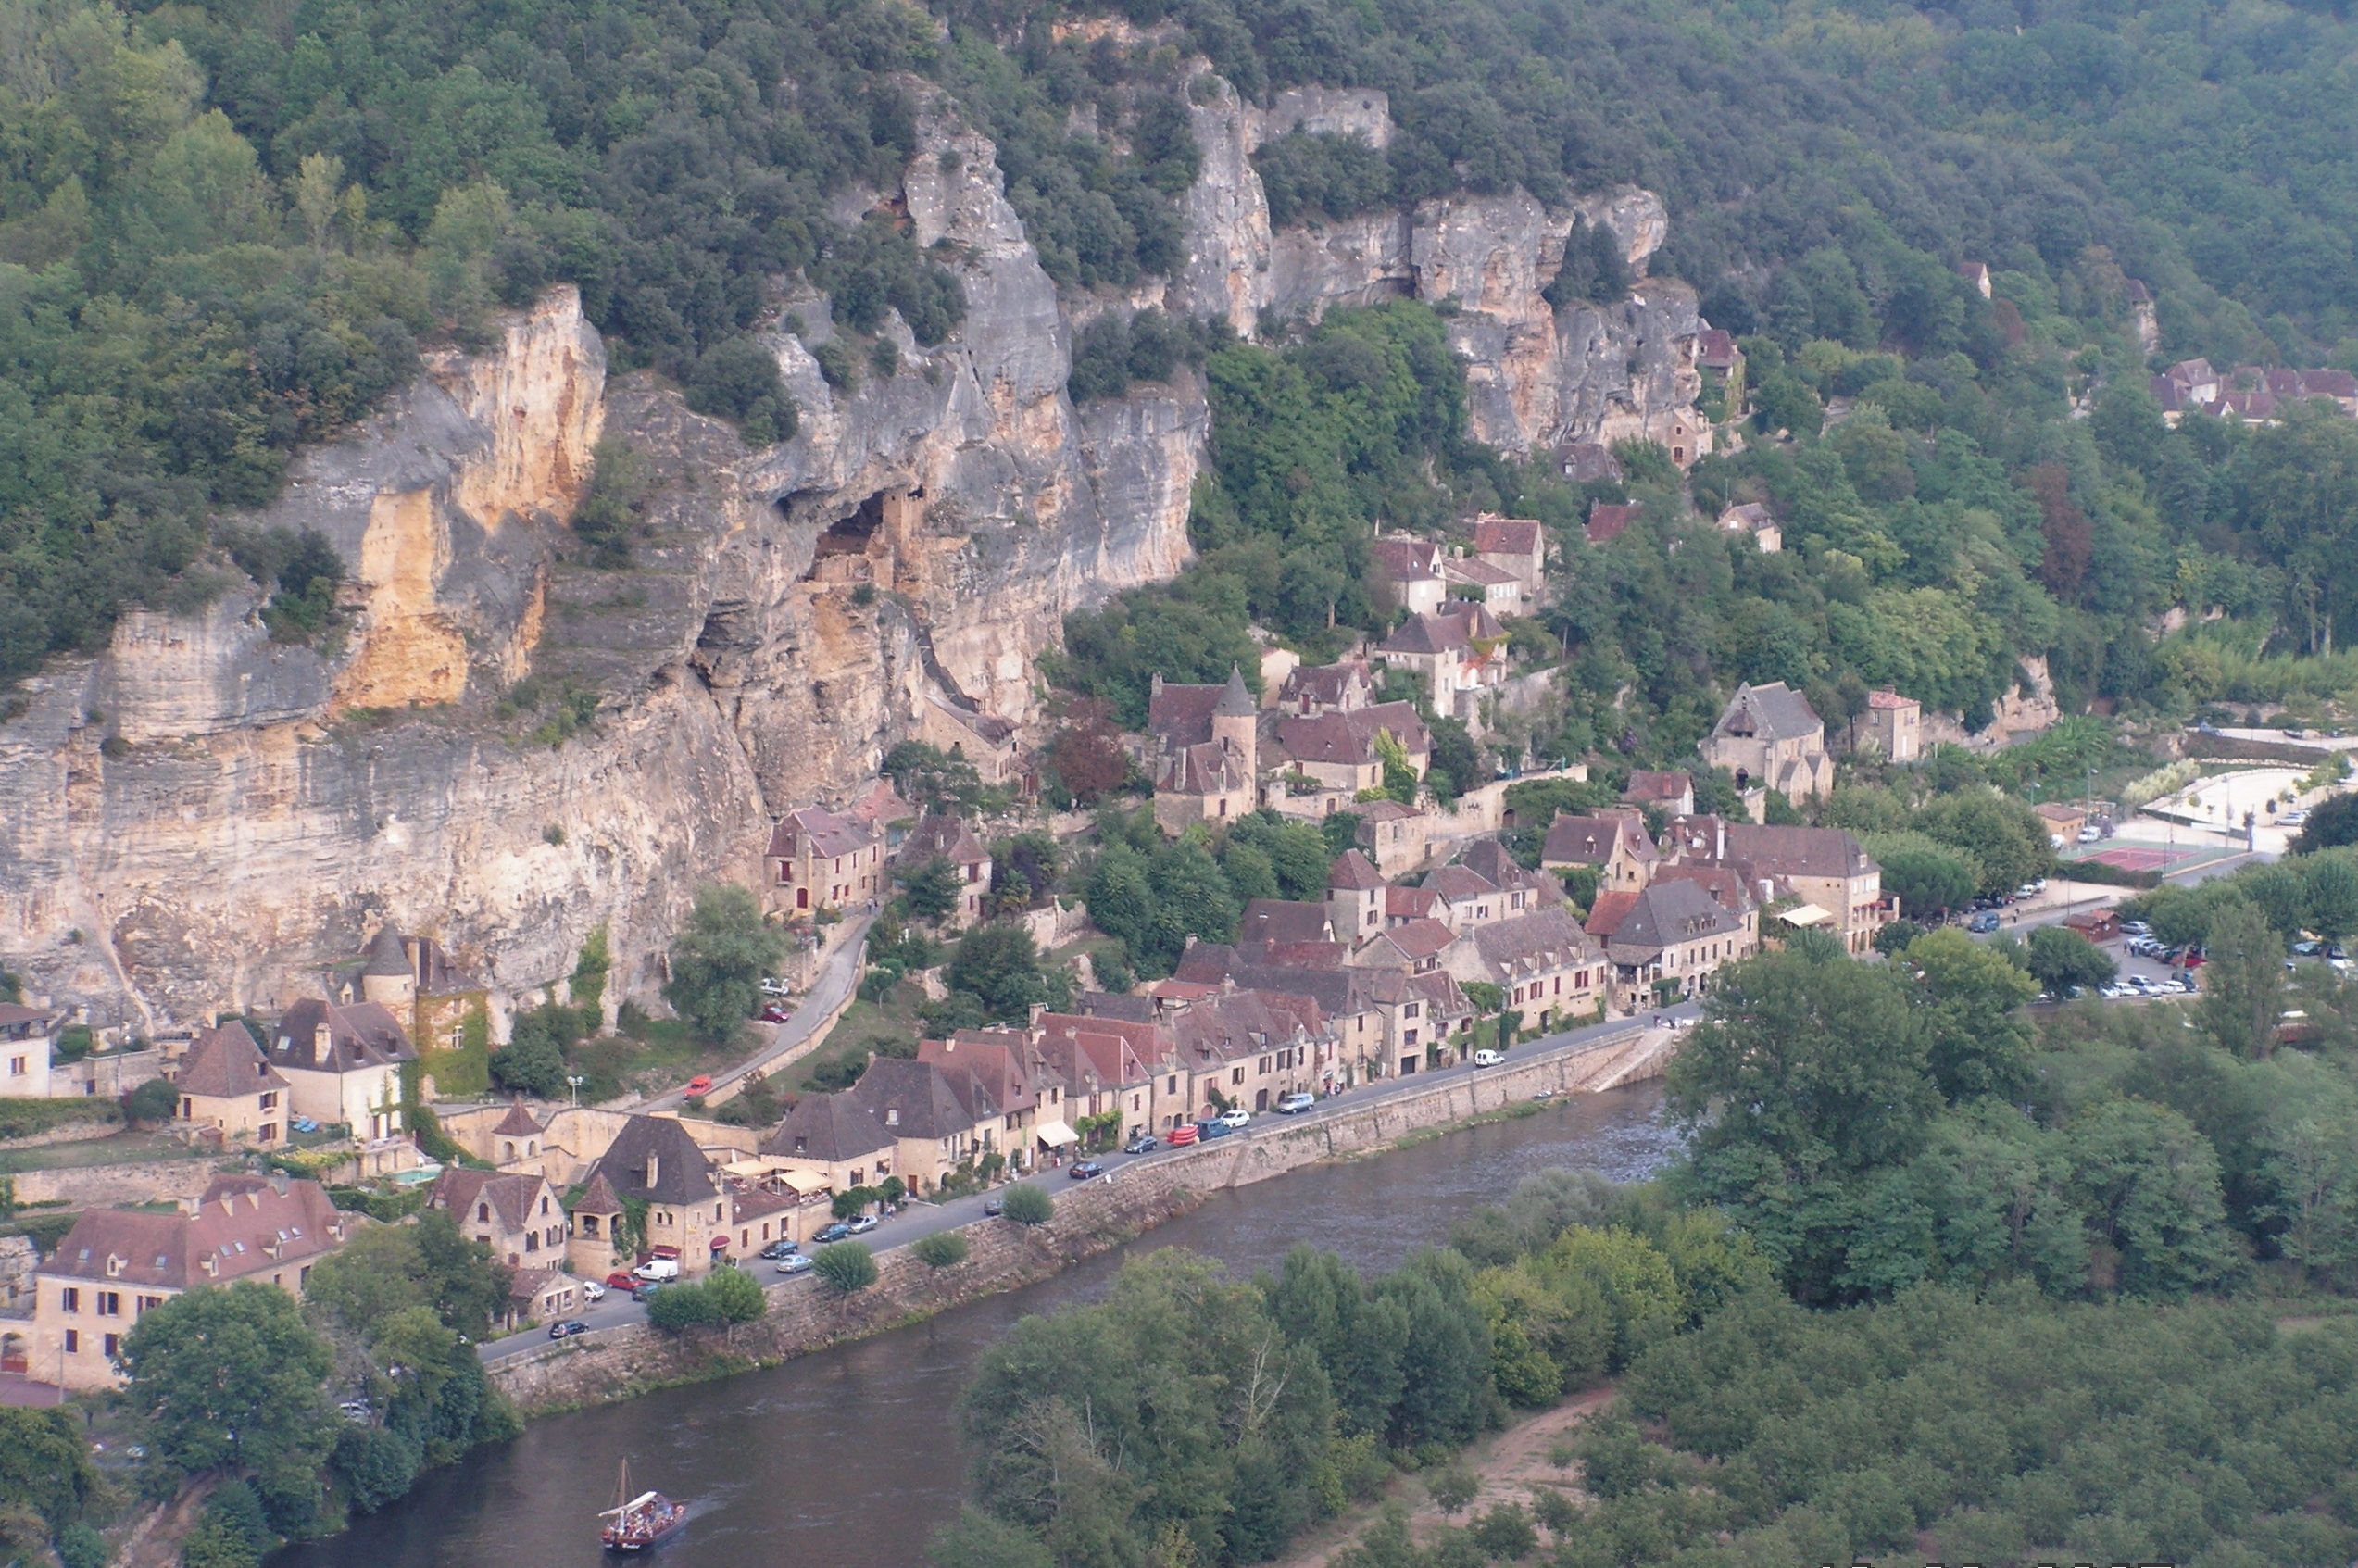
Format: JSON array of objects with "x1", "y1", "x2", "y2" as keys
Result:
[
  {"x1": 488, "y1": 1004, "x2": 572, "y2": 1098},
  {"x1": 118, "y1": 1282, "x2": 337, "y2": 1488},
  {"x1": 2023, "y1": 924, "x2": 2115, "y2": 997},
  {"x1": 903, "y1": 856, "x2": 962, "y2": 922},
  {"x1": 999, "y1": 1185, "x2": 1055, "y2": 1227},
  {"x1": 929, "y1": 1508, "x2": 1056, "y2": 1568},
  {"x1": 946, "y1": 924, "x2": 1060, "y2": 1023},
  {"x1": 2201, "y1": 898, "x2": 2287, "y2": 1059},
  {"x1": 124, "y1": 1075, "x2": 179, "y2": 1125},
  {"x1": 2302, "y1": 854, "x2": 2358, "y2": 943},
  {"x1": 664, "y1": 884, "x2": 786, "y2": 1041},
  {"x1": 645, "y1": 1281, "x2": 719, "y2": 1334},
  {"x1": 813, "y1": 1241, "x2": 879, "y2": 1293},
  {"x1": 0, "y1": 1408, "x2": 96, "y2": 1543},
  {"x1": 705, "y1": 1265, "x2": 768, "y2": 1342},
  {"x1": 1913, "y1": 793, "x2": 2052, "y2": 897},
  {"x1": 913, "y1": 1232, "x2": 971, "y2": 1268},
  {"x1": 1906, "y1": 927, "x2": 2038, "y2": 1100},
  {"x1": 1873, "y1": 841, "x2": 1979, "y2": 919},
  {"x1": 1428, "y1": 1468, "x2": 1479, "y2": 1515}
]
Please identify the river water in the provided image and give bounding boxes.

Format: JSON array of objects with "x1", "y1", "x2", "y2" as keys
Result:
[{"x1": 277, "y1": 1082, "x2": 1675, "y2": 1568}]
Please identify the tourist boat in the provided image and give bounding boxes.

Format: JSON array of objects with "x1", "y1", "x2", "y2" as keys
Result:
[{"x1": 599, "y1": 1461, "x2": 688, "y2": 1552}]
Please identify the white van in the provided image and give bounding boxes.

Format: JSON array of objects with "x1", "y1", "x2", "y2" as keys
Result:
[
  {"x1": 1472, "y1": 1049, "x2": 1504, "y2": 1068},
  {"x1": 632, "y1": 1257, "x2": 681, "y2": 1283}
]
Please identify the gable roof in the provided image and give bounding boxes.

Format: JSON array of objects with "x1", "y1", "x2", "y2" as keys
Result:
[
  {"x1": 1424, "y1": 864, "x2": 1497, "y2": 900},
  {"x1": 1148, "y1": 675, "x2": 1233, "y2": 748},
  {"x1": 1541, "y1": 810, "x2": 1656, "y2": 868},
  {"x1": 1280, "y1": 659, "x2": 1369, "y2": 712},
  {"x1": 1712, "y1": 682, "x2": 1823, "y2": 744},
  {"x1": 1696, "y1": 328, "x2": 1740, "y2": 370},
  {"x1": 1555, "y1": 442, "x2": 1622, "y2": 483},
  {"x1": 1386, "y1": 884, "x2": 1441, "y2": 921},
  {"x1": 1593, "y1": 879, "x2": 1747, "y2": 961},
  {"x1": 856, "y1": 1057, "x2": 994, "y2": 1140},
  {"x1": 1718, "y1": 822, "x2": 1878, "y2": 881},
  {"x1": 1385, "y1": 918, "x2": 1457, "y2": 960},
  {"x1": 178, "y1": 1025, "x2": 289, "y2": 1098},
  {"x1": 1452, "y1": 839, "x2": 1532, "y2": 890},
  {"x1": 575, "y1": 1171, "x2": 623, "y2": 1215},
  {"x1": 1330, "y1": 849, "x2": 1386, "y2": 890},
  {"x1": 1586, "y1": 504, "x2": 1639, "y2": 545},
  {"x1": 1380, "y1": 611, "x2": 1468, "y2": 657},
  {"x1": 1468, "y1": 907, "x2": 1599, "y2": 978},
  {"x1": 41, "y1": 1175, "x2": 347, "y2": 1292},
  {"x1": 1622, "y1": 770, "x2": 1691, "y2": 805},
  {"x1": 767, "y1": 805, "x2": 877, "y2": 863},
  {"x1": 429, "y1": 1168, "x2": 550, "y2": 1234},
  {"x1": 1444, "y1": 557, "x2": 1518, "y2": 589},
  {"x1": 1241, "y1": 899, "x2": 1336, "y2": 947},
  {"x1": 897, "y1": 810, "x2": 988, "y2": 869},
  {"x1": 1472, "y1": 515, "x2": 1542, "y2": 556},
  {"x1": 587, "y1": 1116, "x2": 720, "y2": 1208},
  {"x1": 270, "y1": 997, "x2": 416, "y2": 1075},
  {"x1": 1371, "y1": 536, "x2": 1442, "y2": 581},
  {"x1": 1718, "y1": 502, "x2": 1772, "y2": 533},
  {"x1": 1866, "y1": 689, "x2": 1918, "y2": 711},
  {"x1": 1649, "y1": 864, "x2": 1751, "y2": 913},
  {"x1": 761, "y1": 1090, "x2": 893, "y2": 1163}
]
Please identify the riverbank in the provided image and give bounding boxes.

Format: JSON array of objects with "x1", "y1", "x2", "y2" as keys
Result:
[{"x1": 488, "y1": 1021, "x2": 1675, "y2": 1416}]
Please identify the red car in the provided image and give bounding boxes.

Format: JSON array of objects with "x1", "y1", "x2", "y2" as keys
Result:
[
  {"x1": 1166, "y1": 1123, "x2": 1200, "y2": 1147},
  {"x1": 684, "y1": 1074, "x2": 713, "y2": 1096},
  {"x1": 760, "y1": 1005, "x2": 790, "y2": 1023},
  {"x1": 605, "y1": 1271, "x2": 637, "y2": 1290}
]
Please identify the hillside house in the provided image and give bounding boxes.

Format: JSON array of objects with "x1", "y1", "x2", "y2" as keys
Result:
[
  {"x1": 1471, "y1": 514, "x2": 1547, "y2": 597},
  {"x1": 767, "y1": 805, "x2": 887, "y2": 914},
  {"x1": 172, "y1": 1025, "x2": 288, "y2": 1145},
  {"x1": 0, "y1": 1005, "x2": 56, "y2": 1099},
  {"x1": 1717, "y1": 502, "x2": 1780, "y2": 553},
  {"x1": 1587, "y1": 878, "x2": 1756, "y2": 1012},
  {"x1": 897, "y1": 812, "x2": 994, "y2": 927},
  {"x1": 428, "y1": 1169, "x2": 567, "y2": 1271},
  {"x1": 1148, "y1": 667, "x2": 1260, "y2": 832},
  {"x1": 1370, "y1": 535, "x2": 1448, "y2": 616},
  {"x1": 1857, "y1": 690, "x2": 1922, "y2": 763},
  {"x1": 1699, "y1": 682, "x2": 1834, "y2": 803},
  {"x1": 265, "y1": 997, "x2": 413, "y2": 1142},
  {"x1": 1541, "y1": 810, "x2": 1660, "y2": 894},
  {"x1": 29, "y1": 1175, "x2": 352, "y2": 1389}
]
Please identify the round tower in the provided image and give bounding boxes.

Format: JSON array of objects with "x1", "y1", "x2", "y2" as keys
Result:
[
  {"x1": 358, "y1": 928, "x2": 416, "y2": 1008},
  {"x1": 1212, "y1": 663, "x2": 1258, "y2": 778}
]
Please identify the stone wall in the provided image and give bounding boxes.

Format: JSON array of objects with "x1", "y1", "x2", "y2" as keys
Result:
[
  {"x1": 12, "y1": 1157, "x2": 231, "y2": 1210},
  {"x1": 488, "y1": 1023, "x2": 1672, "y2": 1414}
]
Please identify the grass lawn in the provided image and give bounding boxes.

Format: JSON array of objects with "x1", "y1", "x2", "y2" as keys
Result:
[
  {"x1": 780, "y1": 982, "x2": 925, "y2": 1093},
  {"x1": 567, "y1": 1014, "x2": 745, "y2": 1102}
]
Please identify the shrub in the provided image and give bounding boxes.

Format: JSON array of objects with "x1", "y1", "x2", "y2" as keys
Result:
[
  {"x1": 1429, "y1": 1467, "x2": 1479, "y2": 1515},
  {"x1": 813, "y1": 1241, "x2": 879, "y2": 1294},
  {"x1": 1469, "y1": 1502, "x2": 1537, "y2": 1560},
  {"x1": 998, "y1": 1185, "x2": 1054, "y2": 1227},
  {"x1": 912, "y1": 1232, "x2": 970, "y2": 1269},
  {"x1": 645, "y1": 1282, "x2": 718, "y2": 1334}
]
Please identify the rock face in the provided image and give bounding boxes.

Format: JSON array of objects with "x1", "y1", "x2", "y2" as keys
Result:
[{"x1": 0, "y1": 79, "x2": 1710, "y2": 1031}]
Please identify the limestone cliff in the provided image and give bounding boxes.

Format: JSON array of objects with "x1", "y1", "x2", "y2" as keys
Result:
[{"x1": 0, "y1": 78, "x2": 1708, "y2": 1032}]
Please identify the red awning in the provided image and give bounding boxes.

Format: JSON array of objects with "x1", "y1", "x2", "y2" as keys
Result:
[{"x1": 709, "y1": 1236, "x2": 730, "y2": 1250}]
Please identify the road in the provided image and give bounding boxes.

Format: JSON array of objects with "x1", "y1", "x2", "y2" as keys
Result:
[
  {"x1": 477, "y1": 1000, "x2": 1691, "y2": 1364},
  {"x1": 634, "y1": 915, "x2": 874, "y2": 1114}
]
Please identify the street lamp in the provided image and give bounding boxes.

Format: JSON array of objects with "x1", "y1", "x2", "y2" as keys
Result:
[{"x1": 567, "y1": 1074, "x2": 585, "y2": 1109}]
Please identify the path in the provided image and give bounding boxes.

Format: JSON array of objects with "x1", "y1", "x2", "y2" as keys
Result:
[
  {"x1": 635, "y1": 915, "x2": 874, "y2": 1113},
  {"x1": 476, "y1": 1004, "x2": 1692, "y2": 1365},
  {"x1": 1273, "y1": 1388, "x2": 1619, "y2": 1567}
]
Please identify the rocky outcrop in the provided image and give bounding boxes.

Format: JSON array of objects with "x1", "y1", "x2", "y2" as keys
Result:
[{"x1": 0, "y1": 73, "x2": 1703, "y2": 1032}]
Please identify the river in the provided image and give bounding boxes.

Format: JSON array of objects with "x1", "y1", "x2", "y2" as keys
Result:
[{"x1": 277, "y1": 1081, "x2": 1676, "y2": 1568}]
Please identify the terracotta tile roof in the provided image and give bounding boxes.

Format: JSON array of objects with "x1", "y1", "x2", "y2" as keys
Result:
[
  {"x1": 1330, "y1": 850, "x2": 1386, "y2": 890},
  {"x1": 1371, "y1": 536, "x2": 1442, "y2": 582},
  {"x1": 1444, "y1": 557, "x2": 1519, "y2": 588},
  {"x1": 1472, "y1": 516, "x2": 1542, "y2": 556},
  {"x1": 1386, "y1": 919, "x2": 1457, "y2": 960},
  {"x1": 41, "y1": 1175, "x2": 348, "y2": 1291},
  {"x1": 1593, "y1": 880, "x2": 1747, "y2": 963},
  {"x1": 575, "y1": 1172, "x2": 623, "y2": 1214},
  {"x1": 1386, "y1": 884, "x2": 1440, "y2": 920},
  {"x1": 1585, "y1": 504, "x2": 1639, "y2": 546},
  {"x1": 178, "y1": 1025, "x2": 289, "y2": 1098},
  {"x1": 1623, "y1": 770, "x2": 1691, "y2": 804},
  {"x1": 1866, "y1": 689, "x2": 1916, "y2": 710},
  {"x1": 856, "y1": 1058, "x2": 995, "y2": 1141},
  {"x1": 1585, "y1": 890, "x2": 1640, "y2": 937},
  {"x1": 767, "y1": 805, "x2": 878, "y2": 863}
]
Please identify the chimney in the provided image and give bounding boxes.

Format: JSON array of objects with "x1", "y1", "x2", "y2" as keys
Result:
[
  {"x1": 645, "y1": 1155, "x2": 658, "y2": 1188},
  {"x1": 1715, "y1": 818, "x2": 1725, "y2": 861},
  {"x1": 314, "y1": 1022, "x2": 332, "y2": 1065}
]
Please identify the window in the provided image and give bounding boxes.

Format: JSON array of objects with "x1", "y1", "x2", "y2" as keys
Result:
[
  {"x1": 477, "y1": 1202, "x2": 491, "y2": 1222},
  {"x1": 63, "y1": 1330, "x2": 78, "y2": 1354},
  {"x1": 582, "y1": 1214, "x2": 600, "y2": 1236},
  {"x1": 1406, "y1": 1029, "x2": 1419, "y2": 1047},
  {"x1": 7, "y1": 1055, "x2": 22, "y2": 1076},
  {"x1": 524, "y1": 1233, "x2": 538, "y2": 1251},
  {"x1": 1132, "y1": 1094, "x2": 1141, "y2": 1110},
  {"x1": 60, "y1": 1287, "x2": 79, "y2": 1313},
  {"x1": 260, "y1": 1092, "x2": 278, "y2": 1110},
  {"x1": 1231, "y1": 1068, "x2": 1244, "y2": 1085},
  {"x1": 104, "y1": 1333, "x2": 119, "y2": 1358},
  {"x1": 97, "y1": 1292, "x2": 119, "y2": 1317}
]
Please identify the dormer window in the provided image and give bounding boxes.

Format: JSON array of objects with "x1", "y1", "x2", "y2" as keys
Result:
[{"x1": 886, "y1": 1108, "x2": 899, "y2": 1127}]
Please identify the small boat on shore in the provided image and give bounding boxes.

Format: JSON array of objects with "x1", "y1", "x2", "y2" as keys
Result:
[{"x1": 599, "y1": 1461, "x2": 688, "y2": 1552}]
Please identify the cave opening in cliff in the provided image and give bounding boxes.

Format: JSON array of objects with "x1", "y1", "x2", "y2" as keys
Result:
[{"x1": 811, "y1": 493, "x2": 887, "y2": 563}]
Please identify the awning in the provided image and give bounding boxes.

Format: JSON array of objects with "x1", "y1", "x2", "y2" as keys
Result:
[
  {"x1": 1035, "y1": 1119, "x2": 1079, "y2": 1148},
  {"x1": 1780, "y1": 903, "x2": 1833, "y2": 928},
  {"x1": 709, "y1": 1235, "x2": 731, "y2": 1250},
  {"x1": 721, "y1": 1157, "x2": 780, "y2": 1179},
  {"x1": 777, "y1": 1168, "x2": 831, "y2": 1194}
]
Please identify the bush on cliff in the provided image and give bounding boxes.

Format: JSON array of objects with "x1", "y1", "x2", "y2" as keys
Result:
[
  {"x1": 913, "y1": 1232, "x2": 970, "y2": 1268},
  {"x1": 997, "y1": 1185, "x2": 1054, "y2": 1227}
]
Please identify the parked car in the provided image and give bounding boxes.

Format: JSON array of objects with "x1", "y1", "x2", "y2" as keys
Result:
[
  {"x1": 760, "y1": 1004, "x2": 792, "y2": 1023},
  {"x1": 1274, "y1": 1092, "x2": 1316, "y2": 1115},
  {"x1": 983, "y1": 1198, "x2": 1005, "y2": 1217},
  {"x1": 2014, "y1": 884, "x2": 2040, "y2": 900},
  {"x1": 760, "y1": 976, "x2": 793, "y2": 997},
  {"x1": 548, "y1": 1319, "x2": 590, "y2": 1339},
  {"x1": 1472, "y1": 1048, "x2": 1505, "y2": 1068},
  {"x1": 2076, "y1": 826, "x2": 2101, "y2": 844},
  {"x1": 684, "y1": 1074, "x2": 713, "y2": 1097},
  {"x1": 1070, "y1": 1160, "x2": 1105, "y2": 1180},
  {"x1": 1165, "y1": 1123, "x2": 1200, "y2": 1148},
  {"x1": 1219, "y1": 1108, "x2": 1251, "y2": 1128},
  {"x1": 813, "y1": 1223, "x2": 852, "y2": 1244},
  {"x1": 1194, "y1": 1118, "x2": 1233, "y2": 1140},
  {"x1": 2281, "y1": 809, "x2": 2310, "y2": 826},
  {"x1": 845, "y1": 1214, "x2": 879, "y2": 1236},
  {"x1": 579, "y1": 1279, "x2": 606, "y2": 1302},
  {"x1": 632, "y1": 1258, "x2": 680, "y2": 1283},
  {"x1": 2122, "y1": 920, "x2": 2151, "y2": 936},
  {"x1": 605, "y1": 1270, "x2": 638, "y2": 1290},
  {"x1": 775, "y1": 1253, "x2": 814, "y2": 1275},
  {"x1": 1123, "y1": 1134, "x2": 1160, "y2": 1154},
  {"x1": 1969, "y1": 911, "x2": 2001, "y2": 934},
  {"x1": 759, "y1": 1238, "x2": 799, "y2": 1261}
]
